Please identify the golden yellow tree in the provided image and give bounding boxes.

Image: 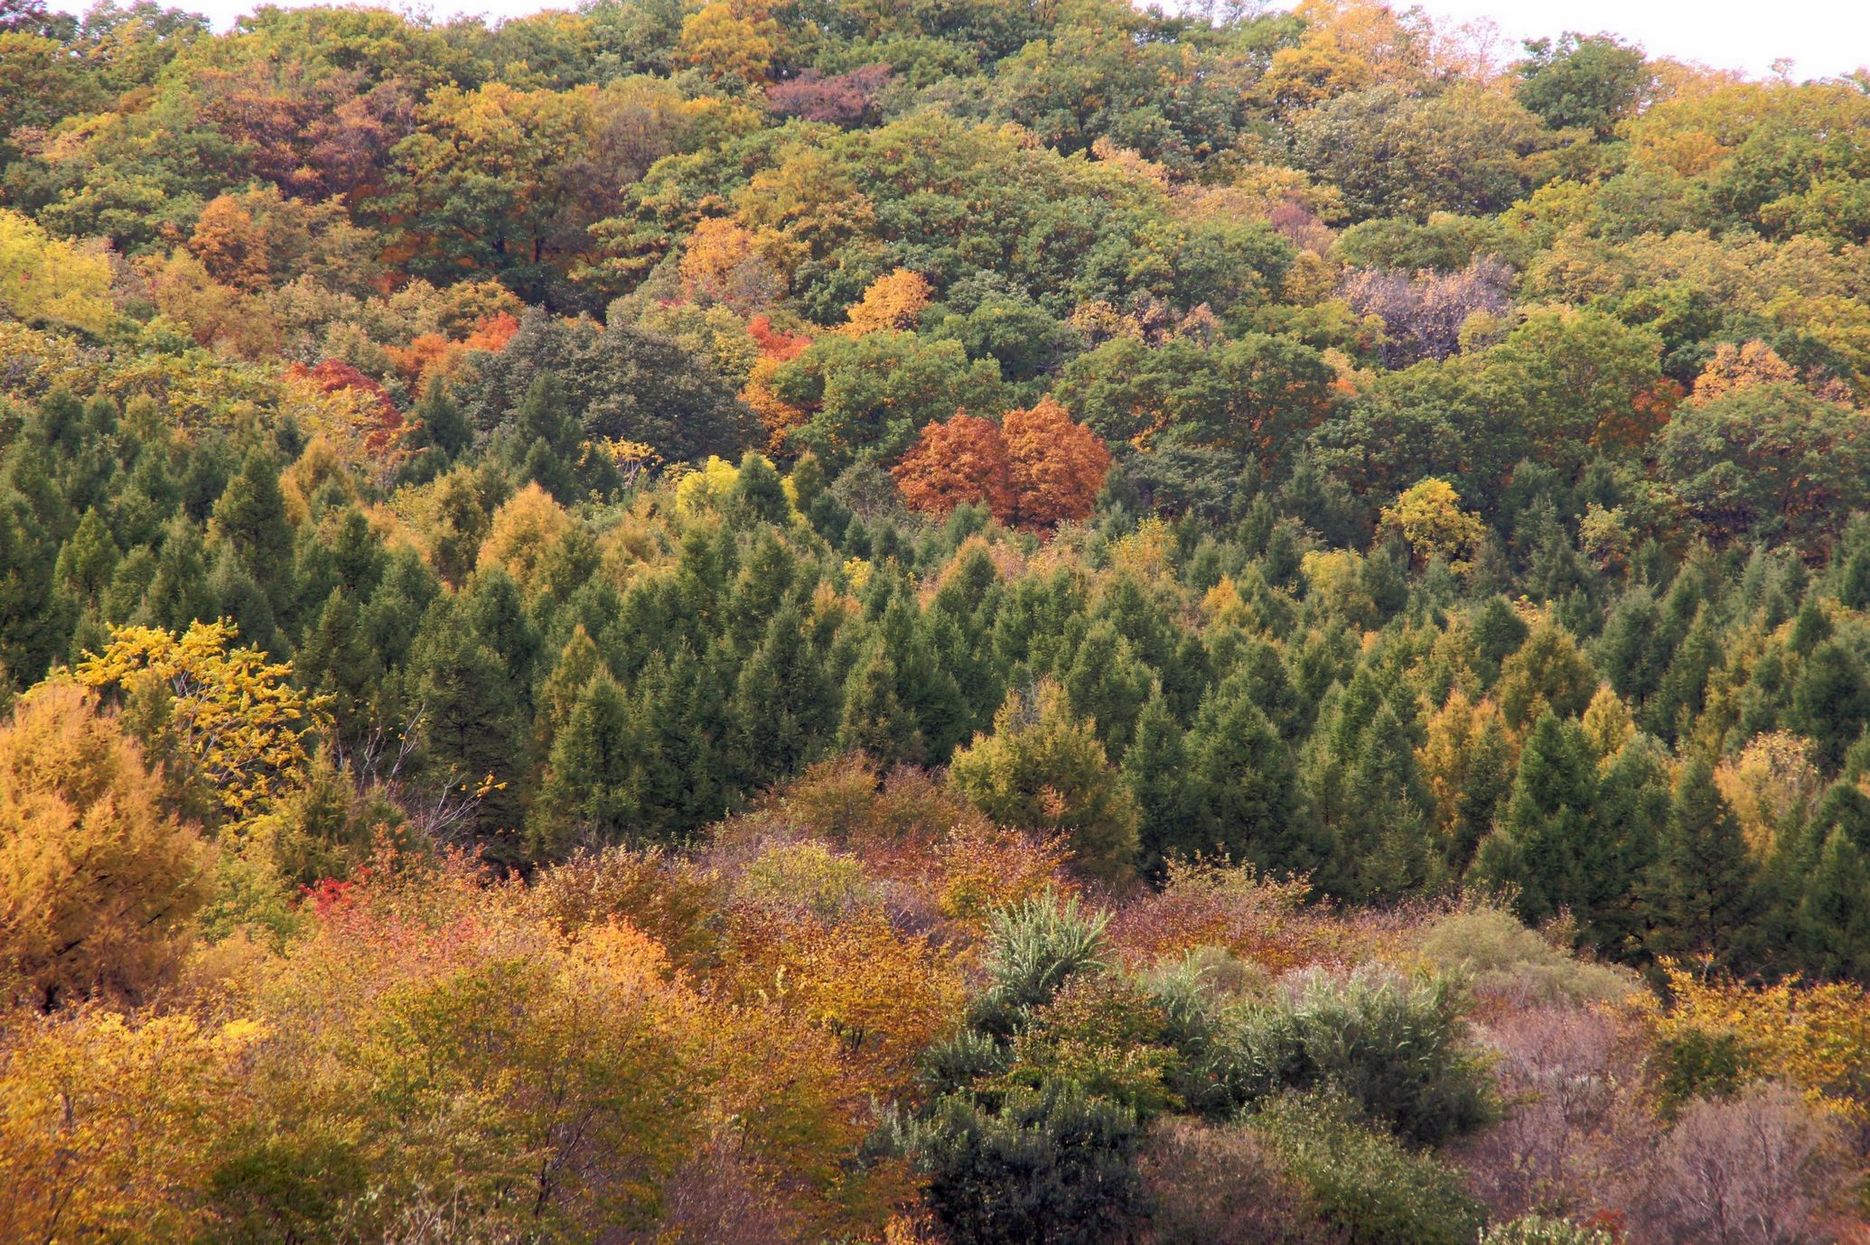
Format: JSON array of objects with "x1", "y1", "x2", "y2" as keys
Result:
[
  {"x1": 0, "y1": 681, "x2": 211, "y2": 1009},
  {"x1": 76, "y1": 621, "x2": 326, "y2": 830},
  {"x1": 843, "y1": 268, "x2": 933, "y2": 336},
  {"x1": 677, "y1": 0, "x2": 779, "y2": 82},
  {"x1": 0, "y1": 1011, "x2": 257, "y2": 1241},
  {"x1": 0, "y1": 208, "x2": 114, "y2": 333},
  {"x1": 477, "y1": 481, "x2": 575, "y2": 593},
  {"x1": 1380, "y1": 478, "x2": 1488, "y2": 572}
]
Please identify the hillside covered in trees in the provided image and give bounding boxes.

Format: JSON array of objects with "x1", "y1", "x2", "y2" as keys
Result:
[{"x1": 4, "y1": 0, "x2": 1870, "y2": 1239}]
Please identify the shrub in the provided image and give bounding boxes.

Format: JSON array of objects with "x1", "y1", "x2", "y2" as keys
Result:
[
  {"x1": 515, "y1": 845, "x2": 723, "y2": 970},
  {"x1": 996, "y1": 974, "x2": 1181, "y2": 1120},
  {"x1": 1418, "y1": 908, "x2": 1637, "y2": 1009},
  {"x1": 1106, "y1": 859, "x2": 1324, "y2": 974},
  {"x1": 1638, "y1": 964, "x2": 1870, "y2": 1119},
  {"x1": 1220, "y1": 966, "x2": 1496, "y2": 1145},
  {"x1": 968, "y1": 891, "x2": 1111, "y2": 1039},
  {"x1": 1630, "y1": 1083, "x2": 1842, "y2": 1245},
  {"x1": 733, "y1": 840, "x2": 876, "y2": 917},
  {"x1": 905, "y1": 1081, "x2": 1146, "y2": 1245},
  {"x1": 1457, "y1": 1004, "x2": 1654, "y2": 1222},
  {"x1": 1250, "y1": 1092, "x2": 1485, "y2": 1245},
  {"x1": 1479, "y1": 1216, "x2": 1614, "y2": 1245},
  {"x1": 1138, "y1": 1118, "x2": 1340, "y2": 1245}
]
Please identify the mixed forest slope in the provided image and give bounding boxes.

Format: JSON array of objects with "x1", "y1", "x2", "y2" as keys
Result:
[{"x1": 3, "y1": 0, "x2": 1870, "y2": 1239}]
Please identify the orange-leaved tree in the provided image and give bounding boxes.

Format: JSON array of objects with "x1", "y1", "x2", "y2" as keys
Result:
[
  {"x1": 894, "y1": 399, "x2": 1111, "y2": 529},
  {"x1": 892, "y1": 413, "x2": 1014, "y2": 521},
  {"x1": 843, "y1": 268, "x2": 932, "y2": 336},
  {"x1": 1001, "y1": 397, "x2": 1112, "y2": 528}
]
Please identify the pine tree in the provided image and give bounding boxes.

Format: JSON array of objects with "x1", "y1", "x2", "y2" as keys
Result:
[
  {"x1": 139, "y1": 517, "x2": 213, "y2": 632},
  {"x1": 54, "y1": 507, "x2": 118, "y2": 608},
  {"x1": 1794, "y1": 828, "x2": 1870, "y2": 978},
  {"x1": 1789, "y1": 596, "x2": 1832, "y2": 655},
  {"x1": 1122, "y1": 690, "x2": 1198, "y2": 876},
  {"x1": 788, "y1": 451, "x2": 826, "y2": 515},
  {"x1": 727, "y1": 451, "x2": 789, "y2": 527},
  {"x1": 1452, "y1": 711, "x2": 1515, "y2": 874},
  {"x1": 1646, "y1": 755, "x2": 1755, "y2": 962},
  {"x1": 726, "y1": 602, "x2": 834, "y2": 788},
  {"x1": 533, "y1": 625, "x2": 603, "y2": 763},
  {"x1": 461, "y1": 567, "x2": 542, "y2": 700},
  {"x1": 1061, "y1": 619, "x2": 1152, "y2": 757},
  {"x1": 406, "y1": 596, "x2": 527, "y2": 858},
  {"x1": 880, "y1": 596, "x2": 969, "y2": 762},
  {"x1": 296, "y1": 587, "x2": 380, "y2": 742},
  {"x1": 1187, "y1": 673, "x2": 1308, "y2": 874},
  {"x1": 529, "y1": 670, "x2": 638, "y2": 861},
  {"x1": 839, "y1": 637, "x2": 922, "y2": 766},
  {"x1": 1586, "y1": 734, "x2": 1670, "y2": 955},
  {"x1": 359, "y1": 547, "x2": 440, "y2": 672},
  {"x1": 206, "y1": 544, "x2": 280, "y2": 657},
  {"x1": 1789, "y1": 639, "x2": 1870, "y2": 769},
  {"x1": 506, "y1": 370, "x2": 616, "y2": 502},
  {"x1": 1474, "y1": 711, "x2": 1604, "y2": 925},
  {"x1": 1470, "y1": 595, "x2": 1529, "y2": 685},
  {"x1": 1643, "y1": 609, "x2": 1719, "y2": 742},
  {"x1": 400, "y1": 376, "x2": 471, "y2": 485},
  {"x1": 427, "y1": 467, "x2": 492, "y2": 588},
  {"x1": 1840, "y1": 549, "x2": 1870, "y2": 613},
  {"x1": 722, "y1": 533, "x2": 796, "y2": 656},
  {"x1": 1496, "y1": 618, "x2": 1595, "y2": 730},
  {"x1": 329, "y1": 507, "x2": 385, "y2": 598},
  {"x1": 1596, "y1": 586, "x2": 1664, "y2": 702},
  {"x1": 210, "y1": 450, "x2": 293, "y2": 580}
]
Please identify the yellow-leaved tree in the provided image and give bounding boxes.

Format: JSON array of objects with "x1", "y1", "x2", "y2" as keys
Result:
[
  {"x1": 1380, "y1": 478, "x2": 1488, "y2": 572},
  {"x1": 0, "y1": 208, "x2": 115, "y2": 333},
  {"x1": 0, "y1": 1012, "x2": 258, "y2": 1242},
  {"x1": 0, "y1": 680, "x2": 211, "y2": 1010},
  {"x1": 75, "y1": 621, "x2": 326, "y2": 832},
  {"x1": 843, "y1": 268, "x2": 932, "y2": 336}
]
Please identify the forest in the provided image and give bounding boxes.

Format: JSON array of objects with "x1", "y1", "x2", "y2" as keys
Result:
[{"x1": 3, "y1": 0, "x2": 1870, "y2": 1238}]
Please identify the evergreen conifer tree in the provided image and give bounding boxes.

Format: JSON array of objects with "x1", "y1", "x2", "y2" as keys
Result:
[{"x1": 1646, "y1": 755, "x2": 1755, "y2": 961}]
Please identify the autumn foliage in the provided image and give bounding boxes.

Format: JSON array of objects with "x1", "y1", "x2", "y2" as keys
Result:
[
  {"x1": 893, "y1": 399, "x2": 1110, "y2": 529},
  {"x1": 7, "y1": 0, "x2": 1870, "y2": 1239},
  {"x1": 890, "y1": 413, "x2": 1014, "y2": 521}
]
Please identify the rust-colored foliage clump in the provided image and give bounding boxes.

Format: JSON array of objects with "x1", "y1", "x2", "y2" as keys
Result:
[{"x1": 893, "y1": 398, "x2": 1111, "y2": 529}]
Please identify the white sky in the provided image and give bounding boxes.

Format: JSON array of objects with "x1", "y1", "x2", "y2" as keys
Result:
[
  {"x1": 46, "y1": 0, "x2": 1870, "y2": 81},
  {"x1": 1409, "y1": 0, "x2": 1869, "y2": 81}
]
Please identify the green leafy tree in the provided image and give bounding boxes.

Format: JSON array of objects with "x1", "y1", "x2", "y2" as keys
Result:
[
  {"x1": 949, "y1": 680, "x2": 1141, "y2": 883},
  {"x1": 1515, "y1": 34, "x2": 1652, "y2": 138},
  {"x1": 1654, "y1": 384, "x2": 1870, "y2": 556}
]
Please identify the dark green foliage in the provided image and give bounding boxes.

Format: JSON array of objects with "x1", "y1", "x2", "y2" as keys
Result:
[
  {"x1": 1476, "y1": 713, "x2": 1624, "y2": 931},
  {"x1": 905, "y1": 1082, "x2": 1146, "y2": 1245},
  {"x1": 1187, "y1": 674, "x2": 1308, "y2": 873},
  {"x1": 1515, "y1": 33, "x2": 1652, "y2": 137},
  {"x1": 1790, "y1": 639, "x2": 1870, "y2": 770},
  {"x1": 467, "y1": 311, "x2": 752, "y2": 466},
  {"x1": 1217, "y1": 969, "x2": 1494, "y2": 1147},
  {"x1": 1249, "y1": 1093, "x2": 1486, "y2": 1245},
  {"x1": 1122, "y1": 691, "x2": 1198, "y2": 876},
  {"x1": 1645, "y1": 755, "x2": 1757, "y2": 961},
  {"x1": 529, "y1": 670, "x2": 637, "y2": 859}
]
